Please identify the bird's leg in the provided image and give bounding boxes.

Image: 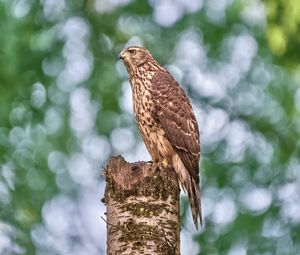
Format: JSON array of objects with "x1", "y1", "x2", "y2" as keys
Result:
[{"x1": 161, "y1": 158, "x2": 169, "y2": 168}]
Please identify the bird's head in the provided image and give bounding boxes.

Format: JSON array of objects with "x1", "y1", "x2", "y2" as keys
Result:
[{"x1": 119, "y1": 46, "x2": 153, "y2": 73}]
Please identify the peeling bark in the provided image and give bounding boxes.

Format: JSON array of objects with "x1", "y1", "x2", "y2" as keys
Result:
[{"x1": 103, "y1": 156, "x2": 180, "y2": 255}]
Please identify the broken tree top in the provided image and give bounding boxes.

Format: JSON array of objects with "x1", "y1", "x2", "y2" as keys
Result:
[{"x1": 103, "y1": 156, "x2": 180, "y2": 255}]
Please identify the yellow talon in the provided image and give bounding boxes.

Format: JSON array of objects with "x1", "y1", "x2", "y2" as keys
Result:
[{"x1": 162, "y1": 158, "x2": 168, "y2": 168}]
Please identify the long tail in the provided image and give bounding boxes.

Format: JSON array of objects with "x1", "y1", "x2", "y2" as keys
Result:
[
  {"x1": 172, "y1": 154, "x2": 202, "y2": 229},
  {"x1": 187, "y1": 176, "x2": 202, "y2": 229}
]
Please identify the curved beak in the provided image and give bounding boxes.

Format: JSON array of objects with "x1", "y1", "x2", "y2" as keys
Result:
[{"x1": 119, "y1": 50, "x2": 125, "y2": 60}]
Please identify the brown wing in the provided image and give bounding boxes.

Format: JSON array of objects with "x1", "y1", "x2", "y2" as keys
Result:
[{"x1": 152, "y1": 71, "x2": 200, "y2": 183}]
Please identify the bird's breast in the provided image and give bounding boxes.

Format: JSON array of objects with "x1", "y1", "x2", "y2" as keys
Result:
[{"x1": 131, "y1": 77, "x2": 158, "y2": 132}]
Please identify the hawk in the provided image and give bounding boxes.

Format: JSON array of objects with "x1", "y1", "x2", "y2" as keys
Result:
[{"x1": 119, "y1": 46, "x2": 202, "y2": 228}]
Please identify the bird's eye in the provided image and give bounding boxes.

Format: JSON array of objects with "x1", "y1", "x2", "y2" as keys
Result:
[{"x1": 129, "y1": 50, "x2": 136, "y2": 55}]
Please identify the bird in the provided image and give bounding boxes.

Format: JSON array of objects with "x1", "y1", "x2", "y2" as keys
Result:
[{"x1": 119, "y1": 46, "x2": 202, "y2": 228}]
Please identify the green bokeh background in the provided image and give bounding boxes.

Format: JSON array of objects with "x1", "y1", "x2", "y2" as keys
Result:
[{"x1": 1, "y1": 0, "x2": 300, "y2": 254}]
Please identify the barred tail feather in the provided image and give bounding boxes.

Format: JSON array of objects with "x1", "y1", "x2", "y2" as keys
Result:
[
  {"x1": 172, "y1": 154, "x2": 202, "y2": 229},
  {"x1": 188, "y1": 176, "x2": 202, "y2": 229}
]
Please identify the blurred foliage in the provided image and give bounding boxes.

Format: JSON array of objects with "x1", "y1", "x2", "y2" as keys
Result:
[
  {"x1": 0, "y1": 0, "x2": 300, "y2": 255},
  {"x1": 263, "y1": 0, "x2": 300, "y2": 69}
]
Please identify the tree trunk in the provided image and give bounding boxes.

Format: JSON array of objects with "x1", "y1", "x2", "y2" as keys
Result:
[{"x1": 103, "y1": 156, "x2": 180, "y2": 255}]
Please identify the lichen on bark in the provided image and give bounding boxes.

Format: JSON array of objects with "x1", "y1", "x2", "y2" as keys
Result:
[{"x1": 103, "y1": 156, "x2": 180, "y2": 255}]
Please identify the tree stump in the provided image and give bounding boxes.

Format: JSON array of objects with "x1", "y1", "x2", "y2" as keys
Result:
[{"x1": 103, "y1": 156, "x2": 180, "y2": 255}]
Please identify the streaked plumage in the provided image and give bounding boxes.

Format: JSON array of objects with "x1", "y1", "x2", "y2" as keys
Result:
[{"x1": 119, "y1": 46, "x2": 202, "y2": 228}]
